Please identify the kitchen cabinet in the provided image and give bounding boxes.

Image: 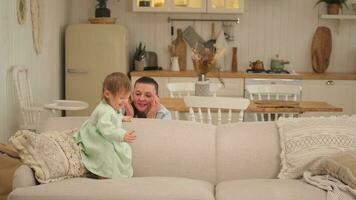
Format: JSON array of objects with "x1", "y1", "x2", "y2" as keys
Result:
[
  {"x1": 302, "y1": 80, "x2": 356, "y2": 117},
  {"x1": 169, "y1": 77, "x2": 244, "y2": 97},
  {"x1": 207, "y1": 0, "x2": 244, "y2": 13},
  {"x1": 133, "y1": 0, "x2": 243, "y2": 13}
]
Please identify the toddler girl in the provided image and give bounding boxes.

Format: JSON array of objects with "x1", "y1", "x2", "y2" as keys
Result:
[{"x1": 74, "y1": 72, "x2": 136, "y2": 178}]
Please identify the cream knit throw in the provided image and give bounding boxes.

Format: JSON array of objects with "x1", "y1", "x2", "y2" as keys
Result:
[{"x1": 303, "y1": 171, "x2": 356, "y2": 200}]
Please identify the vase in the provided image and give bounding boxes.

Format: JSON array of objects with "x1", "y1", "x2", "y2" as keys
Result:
[
  {"x1": 134, "y1": 59, "x2": 145, "y2": 71},
  {"x1": 327, "y1": 4, "x2": 340, "y2": 15},
  {"x1": 195, "y1": 74, "x2": 210, "y2": 96}
]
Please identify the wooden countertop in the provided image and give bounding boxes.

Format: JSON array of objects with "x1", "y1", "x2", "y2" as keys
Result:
[
  {"x1": 130, "y1": 70, "x2": 356, "y2": 80},
  {"x1": 160, "y1": 97, "x2": 343, "y2": 113}
]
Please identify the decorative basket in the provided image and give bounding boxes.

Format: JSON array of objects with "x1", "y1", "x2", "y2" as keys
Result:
[{"x1": 88, "y1": 17, "x2": 117, "y2": 24}]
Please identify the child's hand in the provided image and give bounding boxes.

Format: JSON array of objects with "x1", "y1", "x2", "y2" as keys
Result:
[
  {"x1": 122, "y1": 116, "x2": 132, "y2": 122},
  {"x1": 123, "y1": 131, "x2": 136, "y2": 143},
  {"x1": 147, "y1": 95, "x2": 160, "y2": 118}
]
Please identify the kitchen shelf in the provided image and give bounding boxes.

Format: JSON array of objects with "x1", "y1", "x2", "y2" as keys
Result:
[
  {"x1": 319, "y1": 14, "x2": 356, "y2": 33},
  {"x1": 320, "y1": 14, "x2": 356, "y2": 20}
]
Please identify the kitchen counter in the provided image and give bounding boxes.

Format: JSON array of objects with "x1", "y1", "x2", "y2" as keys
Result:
[{"x1": 130, "y1": 70, "x2": 356, "y2": 80}]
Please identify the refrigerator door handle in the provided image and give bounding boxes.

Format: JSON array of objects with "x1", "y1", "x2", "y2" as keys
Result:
[{"x1": 66, "y1": 68, "x2": 88, "y2": 74}]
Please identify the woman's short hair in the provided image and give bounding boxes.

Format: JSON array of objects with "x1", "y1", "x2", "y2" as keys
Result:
[{"x1": 134, "y1": 76, "x2": 159, "y2": 95}]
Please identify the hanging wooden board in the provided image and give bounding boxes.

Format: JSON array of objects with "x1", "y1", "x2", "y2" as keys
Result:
[
  {"x1": 172, "y1": 29, "x2": 187, "y2": 71},
  {"x1": 31, "y1": 0, "x2": 42, "y2": 54},
  {"x1": 17, "y1": 0, "x2": 27, "y2": 25},
  {"x1": 311, "y1": 26, "x2": 332, "y2": 73}
]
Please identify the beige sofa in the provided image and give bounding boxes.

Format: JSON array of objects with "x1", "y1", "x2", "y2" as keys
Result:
[{"x1": 8, "y1": 117, "x2": 327, "y2": 200}]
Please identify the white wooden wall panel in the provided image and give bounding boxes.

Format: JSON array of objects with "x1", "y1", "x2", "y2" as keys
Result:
[
  {"x1": 0, "y1": 1, "x2": 10, "y2": 143},
  {"x1": 69, "y1": 0, "x2": 356, "y2": 73},
  {"x1": 0, "y1": 0, "x2": 69, "y2": 143}
]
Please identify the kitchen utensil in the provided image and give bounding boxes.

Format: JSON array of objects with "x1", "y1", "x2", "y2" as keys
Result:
[
  {"x1": 171, "y1": 56, "x2": 180, "y2": 71},
  {"x1": 249, "y1": 60, "x2": 264, "y2": 71},
  {"x1": 182, "y1": 26, "x2": 205, "y2": 50},
  {"x1": 145, "y1": 51, "x2": 158, "y2": 67},
  {"x1": 205, "y1": 23, "x2": 216, "y2": 50},
  {"x1": 215, "y1": 30, "x2": 228, "y2": 70},
  {"x1": 270, "y1": 55, "x2": 290, "y2": 71},
  {"x1": 311, "y1": 26, "x2": 332, "y2": 73},
  {"x1": 223, "y1": 22, "x2": 234, "y2": 41},
  {"x1": 231, "y1": 47, "x2": 238, "y2": 72},
  {"x1": 172, "y1": 29, "x2": 187, "y2": 71}
]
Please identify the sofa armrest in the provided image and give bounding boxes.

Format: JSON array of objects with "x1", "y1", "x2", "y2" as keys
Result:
[{"x1": 12, "y1": 165, "x2": 37, "y2": 189}]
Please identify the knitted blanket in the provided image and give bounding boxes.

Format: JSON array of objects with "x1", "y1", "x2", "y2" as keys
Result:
[{"x1": 303, "y1": 171, "x2": 356, "y2": 200}]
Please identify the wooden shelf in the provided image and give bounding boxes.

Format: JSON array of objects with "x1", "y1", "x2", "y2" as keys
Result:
[
  {"x1": 320, "y1": 14, "x2": 356, "y2": 20},
  {"x1": 319, "y1": 15, "x2": 356, "y2": 33}
]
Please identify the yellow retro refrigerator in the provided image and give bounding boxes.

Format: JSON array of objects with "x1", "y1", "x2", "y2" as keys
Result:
[{"x1": 65, "y1": 24, "x2": 128, "y2": 116}]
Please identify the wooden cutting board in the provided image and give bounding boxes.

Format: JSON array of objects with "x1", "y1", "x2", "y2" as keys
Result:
[
  {"x1": 311, "y1": 26, "x2": 332, "y2": 73},
  {"x1": 173, "y1": 28, "x2": 187, "y2": 71}
]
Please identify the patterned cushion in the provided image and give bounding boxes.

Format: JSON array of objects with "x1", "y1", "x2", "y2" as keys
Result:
[
  {"x1": 277, "y1": 115, "x2": 356, "y2": 179},
  {"x1": 10, "y1": 129, "x2": 87, "y2": 183}
]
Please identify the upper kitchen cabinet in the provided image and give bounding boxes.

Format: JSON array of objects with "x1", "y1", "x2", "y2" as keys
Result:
[
  {"x1": 170, "y1": 0, "x2": 206, "y2": 12},
  {"x1": 207, "y1": 0, "x2": 244, "y2": 13},
  {"x1": 133, "y1": 0, "x2": 243, "y2": 13},
  {"x1": 133, "y1": 0, "x2": 169, "y2": 12},
  {"x1": 133, "y1": 0, "x2": 205, "y2": 13}
]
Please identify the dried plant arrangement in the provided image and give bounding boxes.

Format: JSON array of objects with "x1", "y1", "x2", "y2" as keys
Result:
[{"x1": 191, "y1": 46, "x2": 226, "y2": 86}]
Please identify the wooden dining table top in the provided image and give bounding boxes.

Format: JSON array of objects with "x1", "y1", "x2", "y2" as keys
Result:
[{"x1": 160, "y1": 97, "x2": 343, "y2": 113}]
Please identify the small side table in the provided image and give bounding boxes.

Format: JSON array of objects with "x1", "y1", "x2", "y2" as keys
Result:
[{"x1": 44, "y1": 100, "x2": 88, "y2": 113}]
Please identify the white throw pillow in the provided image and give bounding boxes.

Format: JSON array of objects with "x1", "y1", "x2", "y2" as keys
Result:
[
  {"x1": 10, "y1": 129, "x2": 87, "y2": 183},
  {"x1": 277, "y1": 115, "x2": 356, "y2": 179}
]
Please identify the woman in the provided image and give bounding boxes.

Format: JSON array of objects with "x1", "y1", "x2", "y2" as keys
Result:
[{"x1": 124, "y1": 76, "x2": 171, "y2": 120}]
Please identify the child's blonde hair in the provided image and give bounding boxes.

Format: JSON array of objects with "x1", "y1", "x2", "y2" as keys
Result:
[{"x1": 102, "y1": 72, "x2": 131, "y2": 100}]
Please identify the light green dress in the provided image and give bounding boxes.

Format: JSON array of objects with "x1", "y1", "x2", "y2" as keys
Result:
[{"x1": 73, "y1": 100, "x2": 133, "y2": 178}]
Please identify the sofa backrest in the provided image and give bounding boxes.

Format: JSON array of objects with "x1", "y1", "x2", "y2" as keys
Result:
[
  {"x1": 44, "y1": 117, "x2": 217, "y2": 184},
  {"x1": 216, "y1": 122, "x2": 281, "y2": 182}
]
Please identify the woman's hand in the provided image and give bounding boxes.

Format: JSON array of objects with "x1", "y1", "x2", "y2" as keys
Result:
[
  {"x1": 123, "y1": 131, "x2": 136, "y2": 143},
  {"x1": 123, "y1": 100, "x2": 134, "y2": 118},
  {"x1": 146, "y1": 95, "x2": 160, "y2": 118}
]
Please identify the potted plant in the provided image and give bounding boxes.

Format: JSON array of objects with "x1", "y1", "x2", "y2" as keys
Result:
[
  {"x1": 133, "y1": 42, "x2": 146, "y2": 71},
  {"x1": 315, "y1": 0, "x2": 348, "y2": 15},
  {"x1": 95, "y1": 0, "x2": 111, "y2": 17}
]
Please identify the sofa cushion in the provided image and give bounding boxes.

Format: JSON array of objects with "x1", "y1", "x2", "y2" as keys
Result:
[
  {"x1": 126, "y1": 119, "x2": 217, "y2": 184},
  {"x1": 216, "y1": 122, "x2": 281, "y2": 182},
  {"x1": 44, "y1": 117, "x2": 217, "y2": 184},
  {"x1": 216, "y1": 179, "x2": 326, "y2": 200},
  {"x1": 8, "y1": 177, "x2": 215, "y2": 200},
  {"x1": 277, "y1": 116, "x2": 356, "y2": 179},
  {"x1": 10, "y1": 129, "x2": 87, "y2": 183}
]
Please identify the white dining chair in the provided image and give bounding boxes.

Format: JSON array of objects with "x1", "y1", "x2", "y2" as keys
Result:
[
  {"x1": 12, "y1": 66, "x2": 88, "y2": 132},
  {"x1": 166, "y1": 82, "x2": 222, "y2": 97},
  {"x1": 183, "y1": 96, "x2": 250, "y2": 125},
  {"x1": 245, "y1": 84, "x2": 302, "y2": 121},
  {"x1": 166, "y1": 82, "x2": 223, "y2": 120}
]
